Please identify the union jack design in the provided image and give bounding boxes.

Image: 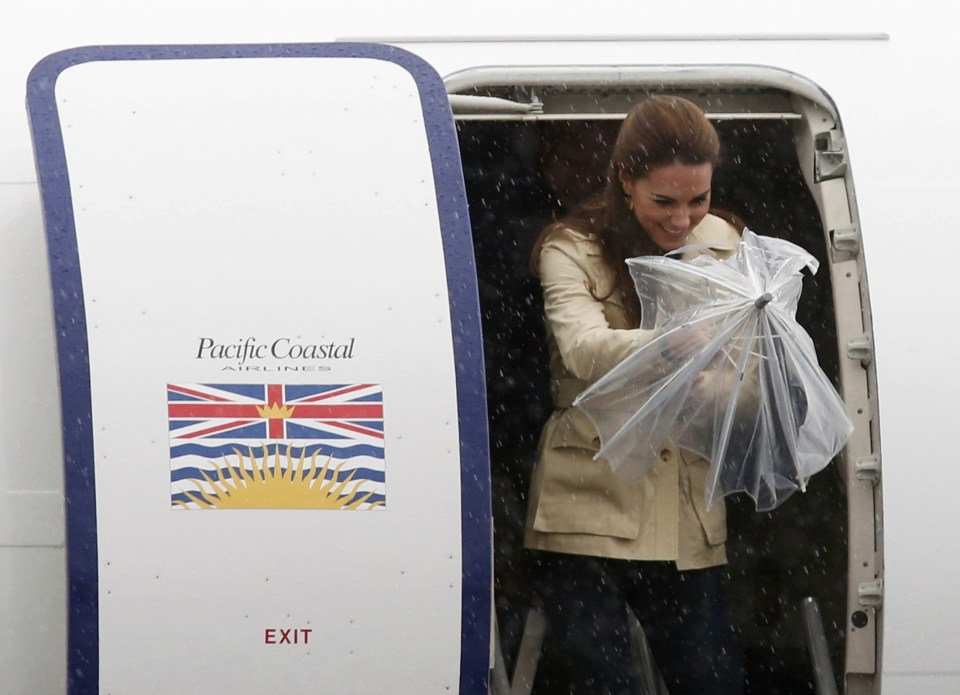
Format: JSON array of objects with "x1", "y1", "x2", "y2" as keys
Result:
[
  {"x1": 167, "y1": 383, "x2": 384, "y2": 444},
  {"x1": 167, "y1": 383, "x2": 385, "y2": 510}
]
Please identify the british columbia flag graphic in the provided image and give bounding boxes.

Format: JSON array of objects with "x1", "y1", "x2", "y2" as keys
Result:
[{"x1": 168, "y1": 383, "x2": 385, "y2": 510}]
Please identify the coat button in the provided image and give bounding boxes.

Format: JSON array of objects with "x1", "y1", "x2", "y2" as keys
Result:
[{"x1": 660, "y1": 448, "x2": 672, "y2": 461}]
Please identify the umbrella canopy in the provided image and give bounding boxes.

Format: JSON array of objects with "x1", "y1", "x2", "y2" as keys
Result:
[{"x1": 573, "y1": 229, "x2": 854, "y2": 511}]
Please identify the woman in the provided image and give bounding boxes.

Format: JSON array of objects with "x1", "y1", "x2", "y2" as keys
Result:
[{"x1": 526, "y1": 96, "x2": 745, "y2": 694}]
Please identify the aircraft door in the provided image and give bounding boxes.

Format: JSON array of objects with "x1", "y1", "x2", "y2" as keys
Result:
[{"x1": 28, "y1": 44, "x2": 491, "y2": 694}]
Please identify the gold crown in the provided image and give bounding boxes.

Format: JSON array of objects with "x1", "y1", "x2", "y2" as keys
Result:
[{"x1": 257, "y1": 402, "x2": 296, "y2": 419}]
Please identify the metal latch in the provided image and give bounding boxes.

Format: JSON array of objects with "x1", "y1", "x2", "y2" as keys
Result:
[
  {"x1": 855, "y1": 455, "x2": 881, "y2": 484},
  {"x1": 858, "y1": 579, "x2": 883, "y2": 608},
  {"x1": 846, "y1": 334, "x2": 873, "y2": 367},
  {"x1": 831, "y1": 226, "x2": 860, "y2": 257},
  {"x1": 815, "y1": 129, "x2": 847, "y2": 182}
]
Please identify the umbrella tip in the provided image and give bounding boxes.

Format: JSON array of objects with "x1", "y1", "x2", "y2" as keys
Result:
[{"x1": 754, "y1": 292, "x2": 774, "y2": 309}]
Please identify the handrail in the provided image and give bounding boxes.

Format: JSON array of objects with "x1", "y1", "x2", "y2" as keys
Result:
[
  {"x1": 443, "y1": 64, "x2": 839, "y2": 121},
  {"x1": 802, "y1": 597, "x2": 840, "y2": 695}
]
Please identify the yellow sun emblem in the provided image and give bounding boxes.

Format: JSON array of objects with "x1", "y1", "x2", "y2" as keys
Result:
[{"x1": 175, "y1": 445, "x2": 383, "y2": 510}]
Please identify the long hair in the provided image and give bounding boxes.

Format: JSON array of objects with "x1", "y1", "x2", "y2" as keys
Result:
[{"x1": 530, "y1": 96, "x2": 723, "y2": 323}]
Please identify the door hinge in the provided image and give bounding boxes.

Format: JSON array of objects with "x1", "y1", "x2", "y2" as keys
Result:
[
  {"x1": 846, "y1": 334, "x2": 873, "y2": 367},
  {"x1": 815, "y1": 129, "x2": 847, "y2": 182},
  {"x1": 855, "y1": 455, "x2": 881, "y2": 484},
  {"x1": 858, "y1": 578, "x2": 883, "y2": 608},
  {"x1": 830, "y1": 225, "x2": 860, "y2": 262}
]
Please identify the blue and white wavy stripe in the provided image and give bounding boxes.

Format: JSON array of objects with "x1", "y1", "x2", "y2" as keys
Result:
[
  {"x1": 170, "y1": 441, "x2": 384, "y2": 460},
  {"x1": 170, "y1": 440, "x2": 385, "y2": 510}
]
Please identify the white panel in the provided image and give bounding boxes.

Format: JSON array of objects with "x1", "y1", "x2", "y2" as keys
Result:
[
  {"x1": 0, "y1": 491, "x2": 64, "y2": 546},
  {"x1": 56, "y1": 55, "x2": 462, "y2": 693},
  {"x1": 861, "y1": 180, "x2": 960, "y2": 675},
  {"x1": 0, "y1": 184, "x2": 63, "y2": 495},
  {"x1": 882, "y1": 673, "x2": 960, "y2": 695},
  {"x1": 0, "y1": 547, "x2": 67, "y2": 692}
]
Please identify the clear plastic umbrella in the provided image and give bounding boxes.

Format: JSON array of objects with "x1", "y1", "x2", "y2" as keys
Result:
[{"x1": 573, "y1": 229, "x2": 854, "y2": 511}]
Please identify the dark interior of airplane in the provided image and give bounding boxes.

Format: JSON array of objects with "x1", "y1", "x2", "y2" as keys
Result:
[{"x1": 457, "y1": 113, "x2": 849, "y2": 693}]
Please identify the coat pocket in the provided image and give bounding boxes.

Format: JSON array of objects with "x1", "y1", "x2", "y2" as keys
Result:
[
  {"x1": 681, "y1": 450, "x2": 727, "y2": 546},
  {"x1": 549, "y1": 407, "x2": 601, "y2": 452},
  {"x1": 529, "y1": 410, "x2": 643, "y2": 540}
]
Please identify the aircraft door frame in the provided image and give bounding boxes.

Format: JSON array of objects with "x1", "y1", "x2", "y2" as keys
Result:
[{"x1": 447, "y1": 64, "x2": 882, "y2": 694}]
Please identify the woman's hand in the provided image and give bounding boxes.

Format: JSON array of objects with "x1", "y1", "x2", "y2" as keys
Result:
[
  {"x1": 660, "y1": 325, "x2": 714, "y2": 363},
  {"x1": 690, "y1": 371, "x2": 713, "y2": 402}
]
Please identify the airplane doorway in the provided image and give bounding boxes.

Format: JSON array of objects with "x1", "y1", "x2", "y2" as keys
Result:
[{"x1": 456, "y1": 98, "x2": 853, "y2": 692}]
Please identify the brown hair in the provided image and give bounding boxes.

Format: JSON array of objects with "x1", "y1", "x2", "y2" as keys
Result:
[{"x1": 530, "y1": 95, "x2": 723, "y2": 322}]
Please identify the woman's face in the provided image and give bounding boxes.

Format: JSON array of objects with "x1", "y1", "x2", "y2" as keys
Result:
[{"x1": 620, "y1": 161, "x2": 713, "y2": 252}]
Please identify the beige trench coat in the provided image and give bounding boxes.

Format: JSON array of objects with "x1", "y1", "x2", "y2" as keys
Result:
[{"x1": 524, "y1": 214, "x2": 742, "y2": 570}]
